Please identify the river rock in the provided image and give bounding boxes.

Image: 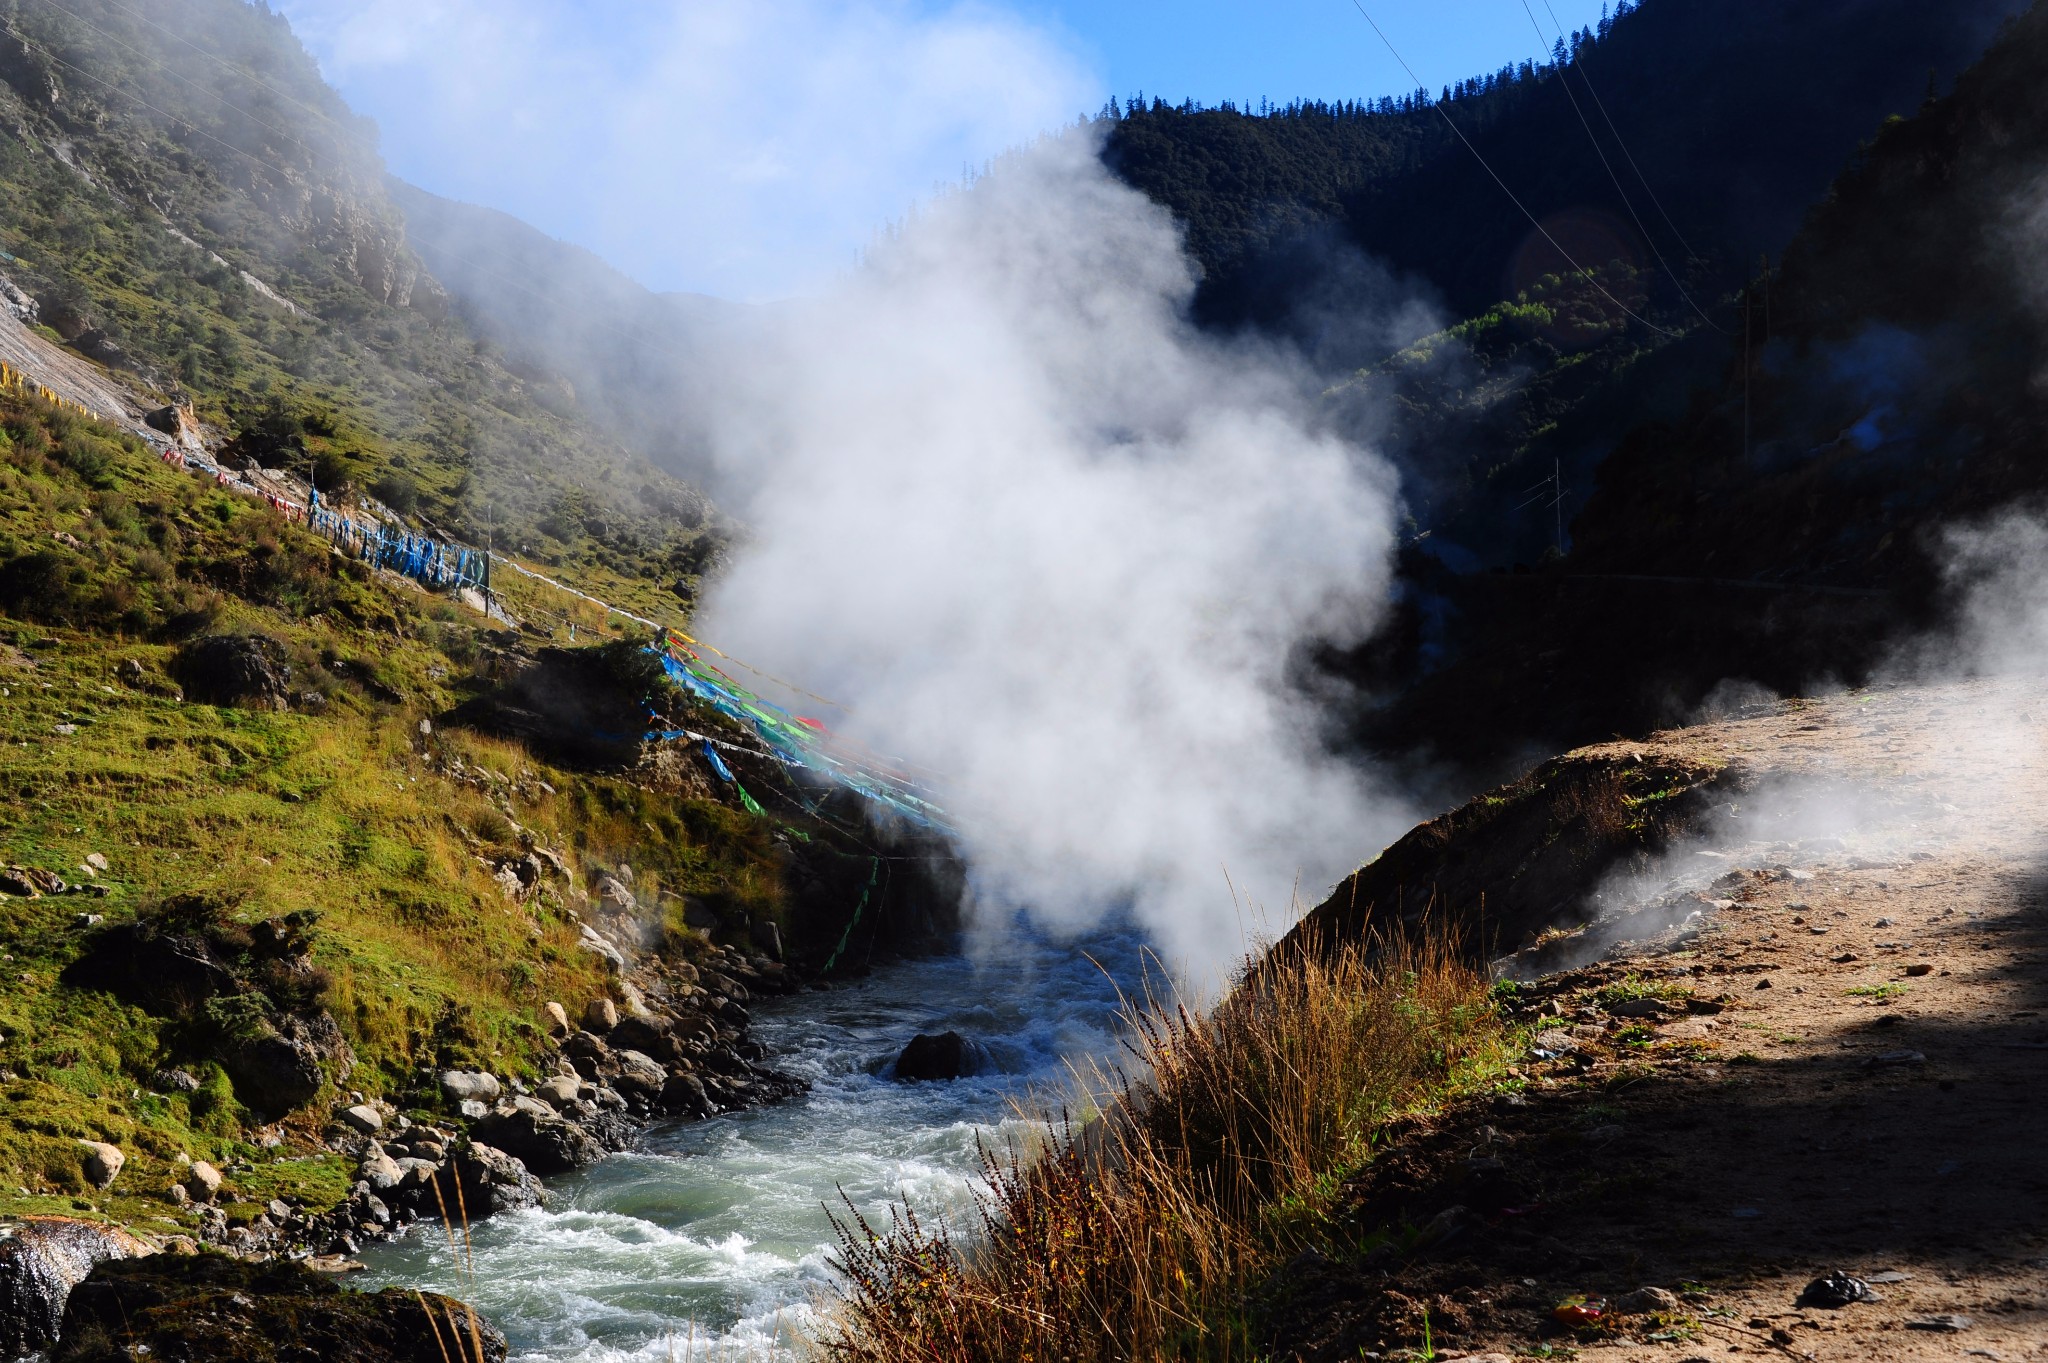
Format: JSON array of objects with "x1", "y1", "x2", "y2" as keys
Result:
[
  {"x1": 338, "y1": 1103, "x2": 383, "y2": 1135},
  {"x1": 53, "y1": 1253, "x2": 508, "y2": 1363},
  {"x1": 535, "y1": 1074, "x2": 582, "y2": 1109},
  {"x1": 608, "y1": 1014, "x2": 668, "y2": 1055},
  {"x1": 358, "y1": 1150, "x2": 404, "y2": 1193},
  {"x1": 609, "y1": 1049, "x2": 666, "y2": 1099},
  {"x1": 661, "y1": 1072, "x2": 711, "y2": 1117},
  {"x1": 0, "y1": 1217, "x2": 152, "y2": 1358},
  {"x1": 76, "y1": 1141, "x2": 123, "y2": 1189},
  {"x1": 470, "y1": 1107, "x2": 603, "y2": 1176},
  {"x1": 894, "y1": 1031, "x2": 983, "y2": 1082},
  {"x1": 435, "y1": 1142, "x2": 546, "y2": 1219},
  {"x1": 582, "y1": 998, "x2": 618, "y2": 1033},
  {"x1": 439, "y1": 1070, "x2": 501, "y2": 1104}
]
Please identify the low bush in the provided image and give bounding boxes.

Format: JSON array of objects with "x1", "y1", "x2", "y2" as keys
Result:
[{"x1": 822, "y1": 928, "x2": 1506, "y2": 1362}]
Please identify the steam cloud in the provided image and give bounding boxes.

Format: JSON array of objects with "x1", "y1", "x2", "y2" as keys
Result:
[{"x1": 695, "y1": 132, "x2": 1419, "y2": 971}]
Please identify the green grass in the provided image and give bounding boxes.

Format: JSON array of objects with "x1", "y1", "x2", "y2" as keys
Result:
[
  {"x1": 1593, "y1": 974, "x2": 1692, "y2": 1008},
  {"x1": 1846, "y1": 982, "x2": 1909, "y2": 1001},
  {"x1": 0, "y1": 389, "x2": 796, "y2": 1228}
]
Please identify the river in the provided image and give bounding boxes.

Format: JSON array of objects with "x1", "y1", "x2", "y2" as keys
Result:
[{"x1": 360, "y1": 929, "x2": 1150, "y2": 1361}]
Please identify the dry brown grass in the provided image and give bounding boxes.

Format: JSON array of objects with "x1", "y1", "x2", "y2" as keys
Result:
[{"x1": 817, "y1": 927, "x2": 1504, "y2": 1363}]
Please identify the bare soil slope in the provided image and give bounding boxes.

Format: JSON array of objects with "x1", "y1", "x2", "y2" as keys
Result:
[{"x1": 1271, "y1": 680, "x2": 2048, "y2": 1362}]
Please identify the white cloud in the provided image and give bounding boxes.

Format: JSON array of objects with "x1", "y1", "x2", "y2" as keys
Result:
[{"x1": 275, "y1": 0, "x2": 1101, "y2": 298}]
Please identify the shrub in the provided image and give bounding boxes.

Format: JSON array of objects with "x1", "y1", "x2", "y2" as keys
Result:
[{"x1": 821, "y1": 929, "x2": 1502, "y2": 1362}]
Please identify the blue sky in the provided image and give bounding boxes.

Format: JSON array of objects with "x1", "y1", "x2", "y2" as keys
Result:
[
  {"x1": 1025, "y1": 0, "x2": 1614, "y2": 109},
  {"x1": 277, "y1": 0, "x2": 1615, "y2": 298}
]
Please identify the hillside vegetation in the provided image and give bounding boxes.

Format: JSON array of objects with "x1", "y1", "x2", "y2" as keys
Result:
[
  {"x1": 0, "y1": 0, "x2": 722, "y2": 614},
  {"x1": 0, "y1": 387, "x2": 788, "y2": 1230}
]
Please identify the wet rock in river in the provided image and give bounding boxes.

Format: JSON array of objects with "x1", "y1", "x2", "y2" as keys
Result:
[
  {"x1": 470, "y1": 1106, "x2": 604, "y2": 1176},
  {"x1": 0, "y1": 1217, "x2": 153, "y2": 1359},
  {"x1": 893, "y1": 1031, "x2": 985, "y2": 1082},
  {"x1": 52, "y1": 1253, "x2": 507, "y2": 1363}
]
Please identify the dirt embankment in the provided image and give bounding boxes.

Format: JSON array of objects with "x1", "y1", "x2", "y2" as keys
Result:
[{"x1": 1268, "y1": 679, "x2": 2048, "y2": 1362}]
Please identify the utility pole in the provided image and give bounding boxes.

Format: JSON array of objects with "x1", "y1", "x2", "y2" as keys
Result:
[
  {"x1": 1555, "y1": 459, "x2": 1564, "y2": 553},
  {"x1": 1743, "y1": 283, "x2": 1752, "y2": 463}
]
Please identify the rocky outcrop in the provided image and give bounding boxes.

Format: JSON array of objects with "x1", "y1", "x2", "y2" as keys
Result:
[
  {"x1": 219, "y1": 1010, "x2": 354, "y2": 1117},
  {"x1": 0, "y1": 1218, "x2": 152, "y2": 1359},
  {"x1": 52, "y1": 1254, "x2": 504, "y2": 1363},
  {"x1": 469, "y1": 1102, "x2": 604, "y2": 1177},
  {"x1": 170, "y1": 635, "x2": 293, "y2": 711},
  {"x1": 66, "y1": 897, "x2": 351, "y2": 1119}
]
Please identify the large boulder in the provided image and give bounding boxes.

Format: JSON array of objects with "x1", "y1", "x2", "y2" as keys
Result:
[
  {"x1": 434, "y1": 1142, "x2": 545, "y2": 1219},
  {"x1": 170, "y1": 634, "x2": 293, "y2": 710},
  {"x1": 220, "y1": 1010, "x2": 354, "y2": 1116},
  {"x1": 0, "y1": 1218, "x2": 152, "y2": 1358},
  {"x1": 893, "y1": 1031, "x2": 985, "y2": 1082},
  {"x1": 469, "y1": 1107, "x2": 603, "y2": 1176},
  {"x1": 52, "y1": 1254, "x2": 507, "y2": 1363}
]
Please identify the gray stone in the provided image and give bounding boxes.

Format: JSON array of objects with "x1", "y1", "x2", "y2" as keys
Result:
[
  {"x1": 610, "y1": 1049, "x2": 667, "y2": 1098},
  {"x1": 338, "y1": 1103, "x2": 383, "y2": 1134},
  {"x1": 358, "y1": 1150, "x2": 404, "y2": 1193},
  {"x1": 1615, "y1": 1286, "x2": 1681, "y2": 1315},
  {"x1": 439, "y1": 1069, "x2": 502, "y2": 1103},
  {"x1": 76, "y1": 1141, "x2": 124, "y2": 1189},
  {"x1": 395, "y1": 1157, "x2": 440, "y2": 1189},
  {"x1": 536, "y1": 1074, "x2": 582, "y2": 1109},
  {"x1": 436, "y1": 1141, "x2": 546, "y2": 1218},
  {"x1": 458, "y1": 1098, "x2": 489, "y2": 1120}
]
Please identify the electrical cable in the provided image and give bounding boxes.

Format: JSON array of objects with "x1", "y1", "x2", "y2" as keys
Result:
[
  {"x1": 1541, "y1": 0, "x2": 1707, "y2": 266},
  {"x1": 1343, "y1": 0, "x2": 1680, "y2": 339},
  {"x1": 1516, "y1": 0, "x2": 1724, "y2": 333}
]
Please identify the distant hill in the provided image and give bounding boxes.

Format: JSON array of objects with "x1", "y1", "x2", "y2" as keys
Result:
[
  {"x1": 388, "y1": 181, "x2": 743, "y2": 496},
  {"x1": 0, "y1": 0, "x2": 720, "y2": 615}
]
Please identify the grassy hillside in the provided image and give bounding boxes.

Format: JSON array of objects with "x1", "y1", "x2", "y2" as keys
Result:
[
  {"x1": 0, "y1": 387, "x2": 785, "y2": 1230},
  {"x1": 0, "y1": 0, "x2": 722, "y2": 613}
]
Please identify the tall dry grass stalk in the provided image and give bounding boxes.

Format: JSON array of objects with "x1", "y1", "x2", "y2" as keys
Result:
[{"x1": 817, "y1": 927, "x2": 1500, "y2": 1363}]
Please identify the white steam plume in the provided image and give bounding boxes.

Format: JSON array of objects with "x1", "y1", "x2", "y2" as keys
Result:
[{"x1": 697, "y1": 132, "x2": 1418, "y2": 973}]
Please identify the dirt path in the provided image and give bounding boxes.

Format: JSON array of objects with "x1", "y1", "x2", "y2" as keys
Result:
[{"x1": 1272, "y1": 679, "x2": 2048, "y2": 1362}]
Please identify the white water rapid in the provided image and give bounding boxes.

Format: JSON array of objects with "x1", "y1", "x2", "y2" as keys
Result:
[{"x1": 360, "y1": 930, "x2": 1150, "y2": 1361}]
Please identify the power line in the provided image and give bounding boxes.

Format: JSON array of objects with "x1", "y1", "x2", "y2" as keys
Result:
[
  {"x1": 1541, "y1": 0, "x2": 1707, "y2": 266},
  {"x1": 1343, "y1": 0, "x2": 1681, "y2": 340},
  {"x1": 1516, "y1": 0, "x2": 1725, "y2": 334}
]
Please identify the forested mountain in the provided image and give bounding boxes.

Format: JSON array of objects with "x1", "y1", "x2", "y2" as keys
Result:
[
  {"x1": 1096, "y1": 0, "x2": 2027, "y2": 566},
  {"x1": 389, "y1": 0, "x2": 2026, "y2": 578},
  {"x1": 0, "y1": 0, "x2": 720, "y2": 615},
  {"x1": 1365, "y1": 0, "x2": 2048, "y2": 766}
]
